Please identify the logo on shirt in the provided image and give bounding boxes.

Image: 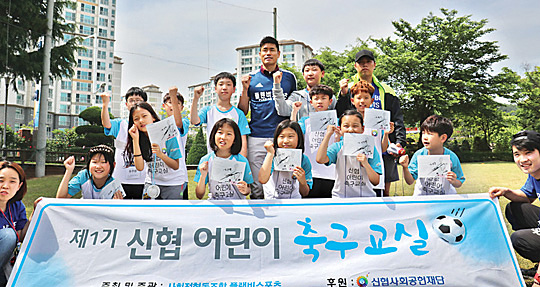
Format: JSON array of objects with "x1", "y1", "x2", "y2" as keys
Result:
[{"x1": 255, "y1": 83, "x2": 264, "y2": 88}]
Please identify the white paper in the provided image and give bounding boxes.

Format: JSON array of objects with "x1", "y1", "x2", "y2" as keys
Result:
[
  {"x1": 210, "y1": 157, "x2": 246, "y2": 183},
  {"x1": 417, "y1": 155, "x2": 451, "y2": 178},
  {"x1": 343, "y1": 133, "x2": 374, "y2": 158},
  {"x1": 99, "y1": 179, "x2": 125, "y2": 199},
  {"x1": 146, "y1": 116, "x2": 179, "y2": 149},
  {"x1": 273, "y1": 148, "x2": 302, "y2": 171},
  {"x1": 364, "y1": 109, "x2": 391, "y2": 131},
  {"x1": 309, "y1": 110, "x2": 338, "y2": 132}
]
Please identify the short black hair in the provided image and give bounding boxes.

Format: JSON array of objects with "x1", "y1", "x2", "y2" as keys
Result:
[
  {"x1": 273, "y1": 119, "x2": 305, "y2": 152},
  {"x1": 302, "y1": 59, "x2": 325, "y2": 72},
  {"x1": 125, "y1": 87, "x2": 148, "y2": 102},
  {"x1": 421, "y1": 115, "x2": 453, "y2": 139},
  {"x1": 511, "y1": 130, "x2": 540, "y2": 153},
  {"x1": 163, "y1": 92, "x2": 185, "y2": 105},
  {"x1": 339, "y1": 110, "x2": 364, "y2": 126},
  {"x1": 260, "y1": 36, "x2": 279, "y2": 51},
  {"x1": 214, "y1": 72, "x2": 236, "y2": 87},
  {"x1": 209, "y1": 118, "x2": 242, "y2": 155},
  {"x1": 86, "y1": 145, "x2": 115, "y2": 177},
  {"x1": 309, "y1": 85, "x2": 334, "y2": 100}
]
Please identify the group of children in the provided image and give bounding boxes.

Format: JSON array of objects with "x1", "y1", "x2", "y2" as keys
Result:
[{"x1": 55, "y1": 67, "x2": 467, "y2": 201}]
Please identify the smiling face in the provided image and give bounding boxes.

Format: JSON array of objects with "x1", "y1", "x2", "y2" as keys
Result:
[
  {"x1": 132, "y1": 107, "x2": 155, "y2": 132},
  {"x1": 89, "y1": 153, "x2": 112, "y2": 181},
  {"x1": 310, "y1": 93, "x2": 332, "y2": 112},
  {"x1": 214, "y1": 123, "x2": 236, "y2": 152},
  {"x1": 513, "y1": 147, "x2": 540, "y2": 178},
  {"x1": 277, "y1": 127, "x2": 299, "y2": 149},
  {"x1": 303, "y1": 65, "x2": 324, "y2": 88},
  {"x1": 351, "y1": 91, "x2": 373, "y2": 114},
  {"x1": 340, "y1": 115, "x2": 363, "y2": 134},
  {"x1": 259, "y1": 43, "x2": 280, "y2": 68},
  {"x1": 0, "y1": 167, "x2": 22, "y2": 204}
]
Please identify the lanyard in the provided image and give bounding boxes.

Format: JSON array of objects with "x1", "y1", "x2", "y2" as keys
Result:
[
  {"x1": 152, "y1": 154, "x2": 156, "y2": 185},
  {"x1": 1, "y1": 204, "x2": 19, "y2": 242}
]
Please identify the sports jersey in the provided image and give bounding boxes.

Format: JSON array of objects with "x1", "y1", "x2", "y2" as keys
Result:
[
  {"x1": 194, "y1": 153, "x2": 254, "y2": 200},
  {"x1": 298, "y1": 116, "x2": 335, "y2": 180},
  {"x1": 263, "y1": 153, "x2": 313, "y2": 199},
  {"x1": 0, "y1": 201, "x2": 27, "y2": 231},
  {"x1": 68, "y1": 169, "x2": 125, "y2": 199},
  {"x1": 197, "y1": 105, "x2": 250, "y2": 152},
  {"x1": 104, "y1": 119, "x2": 146, "y2": 184},
  {"x1": 408, "y1": 147, "x2": 465, "y2": 196},
  {"x1": 326, "y1": 141, "x2": 382, "y2": 198},
  {"x1": 248, "y1": 67, "x2": 296, "y2": 138}
]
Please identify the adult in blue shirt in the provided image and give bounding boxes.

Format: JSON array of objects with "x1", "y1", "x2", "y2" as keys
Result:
[{"x1": 238, "y1": 36, "x2": 297, "y2": 199}]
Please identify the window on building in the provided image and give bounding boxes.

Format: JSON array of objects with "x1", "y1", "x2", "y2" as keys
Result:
[
  {"x1": 80, "y1": 14, "x2": 95, "y2": 25},
  {"x1": 58, "y1": 116, "x2": 70, "y2": 126},
  {"x1": 97, "y1": 61, "x2": 106, "y2": 70},
  {"x1": 111, "y1": 20, "x2": 115, "y2": 28},
  {"x1": 78, "y1": 48, "x2": 93, "y2": 58},
  {"x1": 60, "y1": 92, "x2": 71, "y2": 102},
  {"x1": 241, "y1": 67, "x2": 252, "y2": 75},
  {"x1": 79, "y1": 25, "x2": 94, "y2": 35},
  {"x1": 100, "y1": 7, "x2": 108, "y2": 16},
  {"x1": 76, "y1": 82, "x2": 91, "y2": 92},
  {"x1": 76, "y1": 94, "x2": 90, "y2": 104},
  {"x1": 242, "y1": 58, "x2": 252, "y2": 65},
  {"x1": 80, "y1": 3, "x2": 96, "y2": 14},
  {"x1": 100, "y1": 0, "x2": 109, "y2": 5},
  {"x1": 15, "y1": 108, "x2": 24, "y2": 120},
  {"x1": 60, "y1": 104, "x2": 70, "y2": 113},
  {"x1": 98, "y1": 39, "x2": 107, "y2": 48},
  {"x1": 65, "y1": 12, "x2": 76, "y2": 21},
  {"x1": 99, "y1": 18, "x2": 108, "y2": 27},
  {"x1": 77, "y1": 59, "x2": 92, "y2": 69},
  {"x1": 283, "y1": 45, "x2": 294, "y2": 52},
  {"x1": 82, "y1": 38, "x2": 93, "y2": 47},
  {"x1": 283, "y1": 54, "x2": 295, "y2": 63},
  {"x1": 16, "y1": 94, "x2": 24, "y2": 105},
  {"x1": 97, "y1": 73, "x2": 106, "y2": 82},
  {"x1": 97, "y1": 51, "x2": 107, "y2": 59},
  {"x1": 76, "y1": 71, "x2": 92, "y2": 81},
  {"x1": 241, "y1": 49, "x2": 252, "y2": 56},
  {"x1": 61, "y1": 80, "x2": 72, "y2": 90},
  {"x1": 98, "y1": 28, "x2": 107, "y2": 38}
]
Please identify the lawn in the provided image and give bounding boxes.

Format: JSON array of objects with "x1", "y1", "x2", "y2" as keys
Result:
[{"x1": 22, "y1": 161, "x2": 535, "y2": 283}]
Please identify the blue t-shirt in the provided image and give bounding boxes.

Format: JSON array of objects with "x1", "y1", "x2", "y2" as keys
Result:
[
  {"x1": 68, "y1": 169, "x2": 125, "y2": 199},
  {"x1": 263, "y1": 153, "x2": 313, "y2": 199},
  {"x1": 194, "y1": 152, "x2": 254, "y2": 200},
  {"x1": 407, "y1": 147, "x2": 465, "y2": 196},
  {"x1": 521, "y1": 175, "x2": 540, "y2": 199},
  {"x1": 248, "y1": 68, "x2": 297, "y2": 138},
  {"x1": 0, "y1": 201, "x2": 27, "y2": 231}
]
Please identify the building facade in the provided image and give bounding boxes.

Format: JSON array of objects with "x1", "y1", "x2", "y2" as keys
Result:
[{"x1": 0, "y1": 0, "x2": 121, "y2": 137}]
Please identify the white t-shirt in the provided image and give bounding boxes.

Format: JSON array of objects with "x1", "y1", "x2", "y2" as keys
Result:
[
  {"x1": 363, "y1": 128, "x2": 385, "y2": 190},
  {"x1": 145, "y1": 129, "x2": 183, "y2": 186},
  {"x1": 197, "y1": 105, "x2": 251, "y2": 152},
  {"x1": 263, "y1": 154, "x2": 313, "y2": 199},
  {"x1": 298, "y1": 117, "x2": 336, "y2": 180},
  {"x1": 104, "y1": 119, "x2": 146, "y2": 184}
]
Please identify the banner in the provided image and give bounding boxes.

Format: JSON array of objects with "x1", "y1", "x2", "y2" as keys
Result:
[{"x1": 9, "y1": 194, "x2": 525, "y2": 286}]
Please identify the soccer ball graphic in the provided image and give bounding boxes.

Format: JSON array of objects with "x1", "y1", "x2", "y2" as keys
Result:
[{"x1": 432, "y1": 215, "x2": 466, "y2": 244}]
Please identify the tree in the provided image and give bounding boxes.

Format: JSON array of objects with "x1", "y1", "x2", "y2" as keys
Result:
[
  {"x1": 372, "y1": 9, "x2": 508, "y2": 133},
  {"x1": 186, "y1": 127, "x2": 206, "y2": 165},
  {"x1": 47, "y1": 127, "x2": 83, "y2": 152},
  {"x1": 1, "y1": 0, "x2": 80, "y2": 88},
  {"x1": 75, "y1": 106, "x2": 113, "y2": 147},
  {"x1": 280, "y1": 62, "x2": 306, "y2": 90},
  {"x1": 516, "y1": 66, "x2": 540, "y2": 131}
]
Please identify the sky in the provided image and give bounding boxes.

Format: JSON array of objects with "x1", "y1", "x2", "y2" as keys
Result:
[{"x1": 115, "y1": 0, "x2": 540, "y2": 97}]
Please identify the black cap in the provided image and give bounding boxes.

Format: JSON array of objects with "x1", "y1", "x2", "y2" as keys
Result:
[
  {"x1": 512, "y1": 130, "x2": 540, "y2": 143},
  {"x1": 355, "y1": 49, "x2": 375, "y2": 62}
]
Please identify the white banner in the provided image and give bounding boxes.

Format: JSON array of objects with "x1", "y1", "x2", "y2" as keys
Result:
[{"x1": 9, "y1": 194, "x2": 525, "y2": 287}]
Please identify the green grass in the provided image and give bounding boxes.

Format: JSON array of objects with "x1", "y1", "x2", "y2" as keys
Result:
[{"x1": 22, "y1": 162, "x2": 535, "y2": 284}]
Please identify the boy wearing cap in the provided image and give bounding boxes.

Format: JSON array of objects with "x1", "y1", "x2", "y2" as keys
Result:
[
  {"x1": 336, "y1": 49, "x2": 406, "y2": 197},
  {"x1": 273, "y1": 58, "x2": 336, "y2": 121},
  {"x1": 489, "y1": 130, "x2": 540, "y2": 284}
]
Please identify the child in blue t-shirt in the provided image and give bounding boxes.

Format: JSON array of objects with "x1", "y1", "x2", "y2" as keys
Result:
[
  {"x1": 190, "y1": 72, "x2": 250, "y2": 157},
  {"x1": 316, "y1": 110, "x2": 382, "y2": 198},
  {"x1": 259, "y1": 119, "x2": 313, "y2": 199},
  {"x1": 398, "y1": 115, "x2": 465, "y2": 196},
  {"x1": 57, "y1": 145, "x2": 125, "y2": 199},
  {"x1": 125, "y1": 102, "x2": 182, "y2": 199},
  {"x1": 195, "y1": 118, "x2": 253, "y2": 200}
]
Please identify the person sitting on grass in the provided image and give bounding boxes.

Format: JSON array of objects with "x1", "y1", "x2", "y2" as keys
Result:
[{"x1": 489, "y1": 130, "x2": 540, "y2": 285}]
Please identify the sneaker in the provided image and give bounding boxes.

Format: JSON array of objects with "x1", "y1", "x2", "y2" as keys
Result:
[{"x1": 521, "y1": 264, "x2": 538, "y2": 278}]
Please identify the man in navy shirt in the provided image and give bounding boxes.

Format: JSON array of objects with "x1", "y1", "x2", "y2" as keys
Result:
[{"x1": 238, "y1": 36, "x2": 297, "y2": 199}]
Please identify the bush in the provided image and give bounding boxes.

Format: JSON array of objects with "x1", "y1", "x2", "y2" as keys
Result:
[
  {"x1": 454, "y1": 151, "x2": 512, "y2": 163},
  {"x1": 75, "y1": 125, "x2": 105, "y2": 134},
  {"x1": 186, "y1": 127, "x2": 207, "y2": 165},
  {"x1": 47, "y1": 127, "x2": 83, "y2": 152}
]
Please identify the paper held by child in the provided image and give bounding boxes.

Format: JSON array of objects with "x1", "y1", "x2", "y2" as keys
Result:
[
  {"x1": 417, "y1": 155, "x2": 451, "y2": 178},
  {"x1": 309, "y1": 110, "x2": 338, "y2": 132},
  {"x1": 343, "y1": 133, "x2": 374, "y2": 158},
  {"x1": 210, "y1": 157, "x2": 246, "y2": 183},
  {"x1": 146, "y1": 116, "x2": 179, "y2": 150},
  {"x1": 273, "y1": 148, "x2": 302, "y2": 171},
  {"x1": 364, "y1": 109, "x2": 391, "y2": 131}
]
